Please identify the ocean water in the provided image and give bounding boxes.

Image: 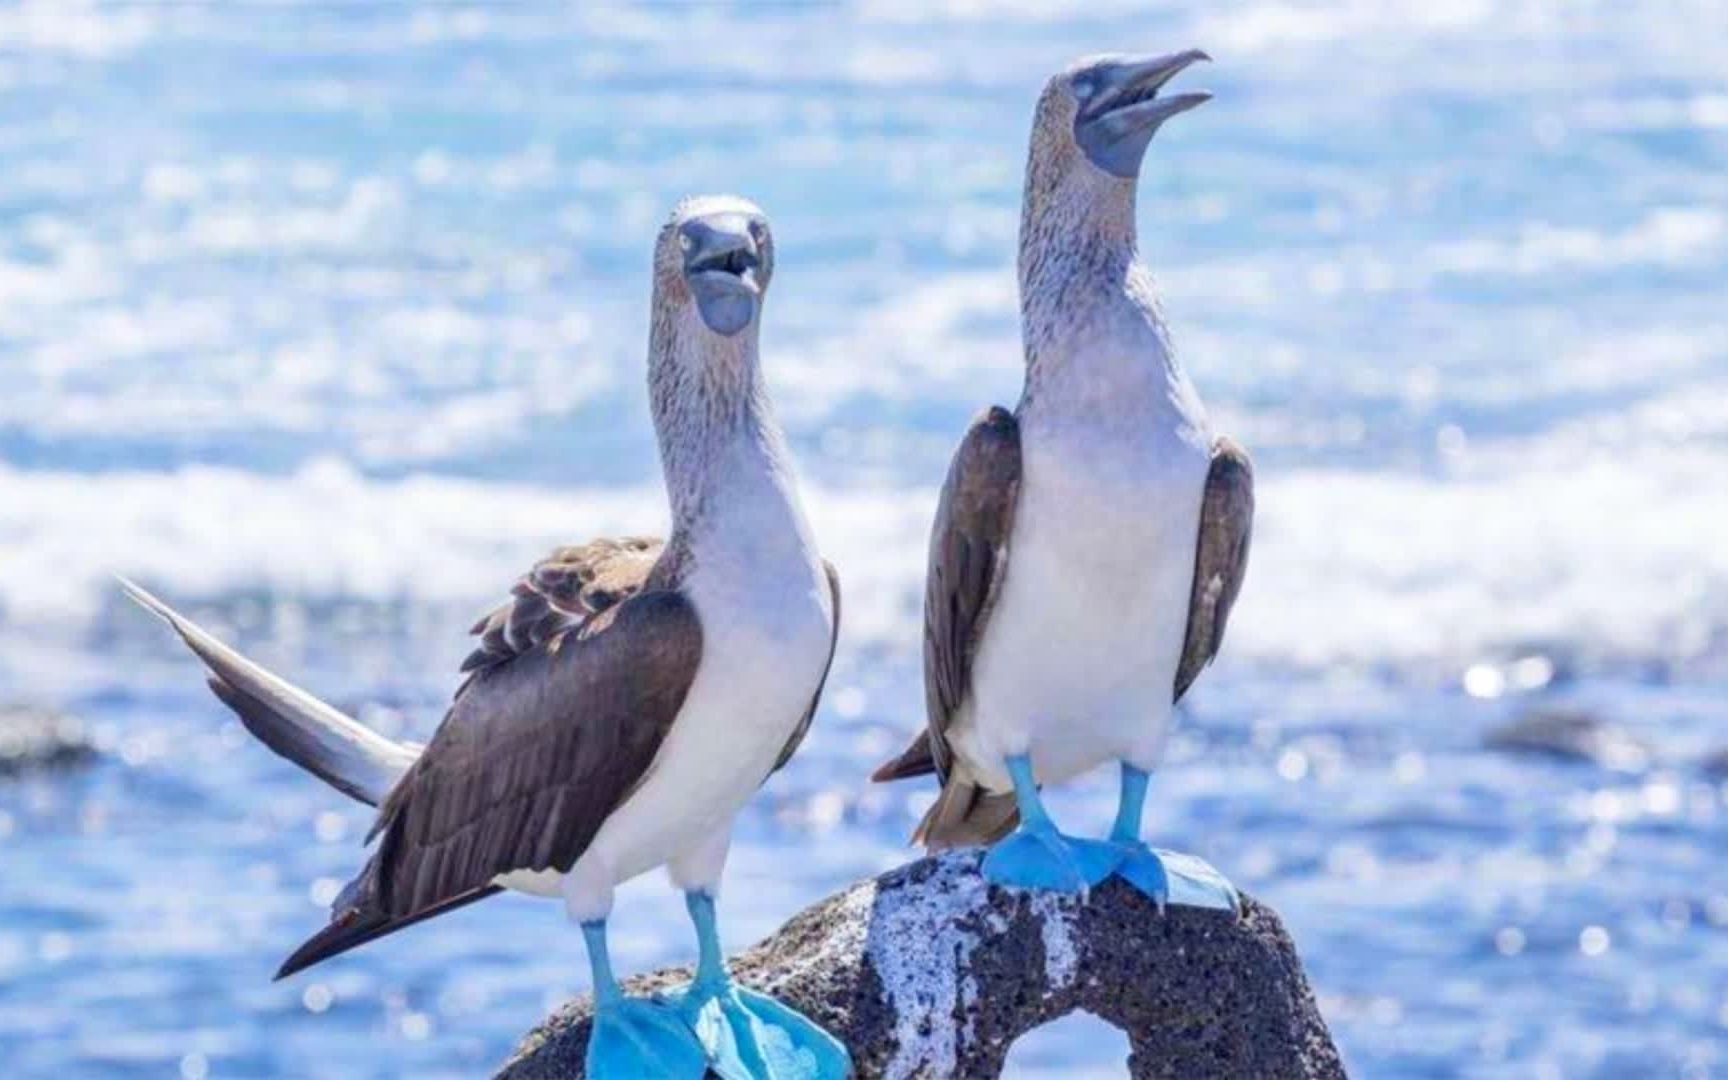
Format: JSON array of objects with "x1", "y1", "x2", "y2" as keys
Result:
[{"x1": 3, "y1": 1, "x2": 1727, "y2": 1076}]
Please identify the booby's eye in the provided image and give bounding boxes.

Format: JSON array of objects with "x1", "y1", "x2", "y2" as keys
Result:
[
  {"x1": 1072, "y1": 75, "x2": 1096, "y2": 100},
  {"x1": 679, "y1": 233, "x2": 693, "y2": 252}
]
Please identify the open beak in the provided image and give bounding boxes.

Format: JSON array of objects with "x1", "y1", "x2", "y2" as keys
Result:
[
  {"x1": 1075, "y1": 49, "x2": 1212, "y2": 177},
  {"x1": 680, "y1": 213, "x2": 762, "y2": 336},
  {"x1": 683, "y1": 219, "x2": 761, "y2": 295},
  {"x1": 1082, "y1": 49, "x2": 1212, "y2": 128}
]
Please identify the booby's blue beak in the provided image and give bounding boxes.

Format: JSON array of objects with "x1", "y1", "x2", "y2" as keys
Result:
[
  {"x1": 1074, "y1": 49, "x2": 1212, "y2": 178},
  {"x1": 680, "y1": 213, "x2": 762, "y2": 336}
]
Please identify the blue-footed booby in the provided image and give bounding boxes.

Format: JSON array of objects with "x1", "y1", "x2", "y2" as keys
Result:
[
  {"x1": 124, "y1": 196, "x2": 851, "y2": 1080},
  {"x1": 872, "y1": 51, "x2": 1253, "y2": 911}
]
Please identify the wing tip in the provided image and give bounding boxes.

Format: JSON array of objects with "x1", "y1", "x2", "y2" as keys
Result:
[
  {"x1": 272, "y1": 955, "x2": 308, "y2": 982},
  {"x1": 275, "y1": 887, "x2": 504, "y2": 980},
  {"x1": 273, "y1": 910, "x2": 376, "y2": 981},
  {"x1": 273, "y1": 937, "x2": 326, "y2": 981},
  {"x1": 273, "y1": 946, "x2": 327, "y2": 981}
]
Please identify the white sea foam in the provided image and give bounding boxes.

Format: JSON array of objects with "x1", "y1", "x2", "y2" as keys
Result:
[
  {"x1": 5, "y1": 424, "x2": 1726, "y2": 676},
  {"x1": 0, "y1": 460, "x2": 931, "y2": 663},
  {"x1": 0, "y1": 0, "x2": 154, "y2": 58},
  {"x1": 1235, "y1": 444, "x2": 1728, "y2": 672},
  {"x1": 3, "y1": 0, "x2": 1724, "y2": 485}
]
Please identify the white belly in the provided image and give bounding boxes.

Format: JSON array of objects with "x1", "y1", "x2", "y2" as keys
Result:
[
  {"x1": 487, "y1": 423, "x2": 833, "y2": 913},
  {"x1": 493, "y1": 590, "x2": 828, "y2": 903},
  {"x1": 591, "y1": 583, "x2": 830, "y2": 879},
  {"x1": 951, "y1": 420, "x2": 1207, "y2": 790},
  {"x1": 550, "y1": 538, "x2": 832, "y2": 917}
]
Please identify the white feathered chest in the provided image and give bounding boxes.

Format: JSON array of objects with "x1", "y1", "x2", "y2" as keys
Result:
[{"x1": 958, "y1": 316, "x2": 1212, "y2": 785}]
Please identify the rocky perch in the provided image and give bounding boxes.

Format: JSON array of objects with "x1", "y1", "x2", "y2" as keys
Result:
[
  {"x1": 500, "y1": 849, "x2": 1344, "y2": 1079},
  {"x1": 1485, "y1": 708, "x2": 1649, "y2": 772},
  {"x1": 0, "y1": 705, "x2": 96, "y2": 777}
]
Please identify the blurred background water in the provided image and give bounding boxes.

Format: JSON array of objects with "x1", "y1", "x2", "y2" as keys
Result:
[{"x1": 2, "y1": 1, "x2": 1726, "y2": 1076}]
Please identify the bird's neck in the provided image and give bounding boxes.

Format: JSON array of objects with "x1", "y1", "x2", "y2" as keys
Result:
[
  {"x1": 648, "y1": 307, "x2": 801, "y2": 537},
  {"x1": 1017, "y1": 169, "x2": 1191, "y2": 412},
  {"x1": 1018, "y1": 162, "x2": 1139, "y2": 306}
]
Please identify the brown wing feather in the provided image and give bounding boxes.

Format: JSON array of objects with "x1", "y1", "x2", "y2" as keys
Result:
[
  {"x1": 282, "y1": 589, "x2": 702, "y2": 976},
  {"x1": 1173, "y1": 436, "x2": 1254, "y2": 703},
  {"x1": 872, "y1": 406, "x2": 1021, "y2": 784},
  {"x1": 770, "y1": 561, "x2": 841, "y2": 774},
  {"x1": 460, "y1": 537, "x2": 662, "y2": 674}
]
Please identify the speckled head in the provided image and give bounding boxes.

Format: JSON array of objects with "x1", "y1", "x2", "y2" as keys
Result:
[
  {"x1": 1032, "y1": 50, "x2": 1211, "y2": 182},
  {"x1": 653, "y1": 194, "x2": 776, "y2": 338}
]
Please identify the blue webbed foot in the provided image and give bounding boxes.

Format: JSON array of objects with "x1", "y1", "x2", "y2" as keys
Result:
[
  {"x1": 586, "y1": 996, "x2": 707, "y2": 1079},
  {"x1": 1109, "y1": 843, "x2": 1239, "y2": 915},
  {"x1": 671, "y1": 979, "x2": 851, "y2": 1080},
  {"x1": 983, "y1": 822, "x2": 1118, "y2": 893},
  {"x1": 1110, "y1": 840, "x2": 1171, "y2": 910}
]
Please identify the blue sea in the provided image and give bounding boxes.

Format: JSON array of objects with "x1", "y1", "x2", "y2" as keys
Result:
[{"x1": 3, "y1": 2, "x2": 1726, "y2": 1076}]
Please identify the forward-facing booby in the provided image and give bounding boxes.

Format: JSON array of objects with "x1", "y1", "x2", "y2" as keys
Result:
[
  {"x1": 873, "y1": 51, "x2": 1253, "y2": 911},
  {"x1": 125, "y1": 196, "x2": 850, "y2": 1080}
]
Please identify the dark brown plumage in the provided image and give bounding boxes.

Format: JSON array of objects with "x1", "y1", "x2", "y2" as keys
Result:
[
  {"x1": 280, "y1": 588, "x2": 703, "y2": 978},
  {"x1": 918, "y1": 405, "x2": 1023, "y2": 784},
  {"x1": 279, "y1": 549, "x2": 843, "y2": 979},
  {"x1": 876, "y1": 406, "x2": 1024, "y2": 848},
  {"x1": 1173, "y1": 436, "x2": 1254, "y2": 702}
]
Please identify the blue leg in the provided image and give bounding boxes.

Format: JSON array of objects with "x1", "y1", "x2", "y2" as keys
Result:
[
  {"x1": 981, "y1": 753, "x2": 1118, "y2": 892},
  {"x1": 1105, "y1": 762, "x2": 1239, "y2": 914},
  {"x1": 670, "y1": 890, "x2": 851, "y2": 1080},
  {"x1": 581, "y1": 919, "x2": 707, "y2": 1078}
]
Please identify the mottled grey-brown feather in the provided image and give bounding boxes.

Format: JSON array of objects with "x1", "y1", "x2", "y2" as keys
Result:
[
  {"x1": 1173, "y1": 435, "x2": 1254, "y2": 702},
  {"x1": 461, "y1": 537, "x2": 663, "y2": 674},
  {"x1": 871, "y1": 407, "x2": 1021, "y2": 787}
]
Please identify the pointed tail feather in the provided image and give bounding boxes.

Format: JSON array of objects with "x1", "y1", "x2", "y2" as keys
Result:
[
  {"x1": 914, "y1": 775, "x2": 1018, "y2": 851},
  {"x1": 117, "y1": 576, "x2": 418, "y2": 807},
  {"x1": 871, "y1": 730, "x2": 939, "y2": 783}
]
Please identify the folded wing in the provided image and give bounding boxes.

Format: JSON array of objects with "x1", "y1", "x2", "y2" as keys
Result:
[
  {"x1": 875, "y1": 407, "x2": 1021, "y2": 786},
  {"x1": 1173, "y1": 435, "x2": 1254, "y2": 702},
  {"x1": 279, "y1": 588, "x2": 703, "y2": 978}
]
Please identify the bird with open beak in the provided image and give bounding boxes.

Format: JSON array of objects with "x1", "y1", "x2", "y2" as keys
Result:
[
  {"x1": 126, "y1": 196, "x2": 851, "y2": 1079},
  {"x1": 873, "y1": 50, "x2": 1254, "y2": 913}
]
